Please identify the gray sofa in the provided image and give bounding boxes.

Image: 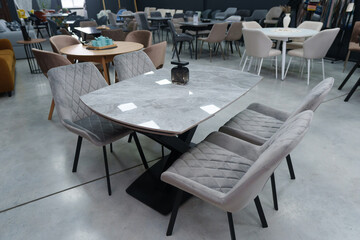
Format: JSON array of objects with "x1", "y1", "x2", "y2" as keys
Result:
[{"x1": 0, "y1": 19, "x2": 36, "y2": 59}]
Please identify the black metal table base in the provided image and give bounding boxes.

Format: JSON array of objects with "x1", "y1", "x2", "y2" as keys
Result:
[
  {"x1": 24, "y1": 43, "x2": 43, "y2": 74},
  {"x1": 126, "y1": 127, "x2": 197, "y2": 215},
  {"x1": 338, "y1": 61, "x2": 360, "y2": 101}
]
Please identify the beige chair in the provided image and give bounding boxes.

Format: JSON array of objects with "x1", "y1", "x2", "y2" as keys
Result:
[
  {"x1": 162, "y1": 111, "x2": 313, "y2": 240},
  {"x1": 242, "y1": 28, "x2": 281, "y2": 77},
  {"x1": 286, "y1": 28, "x2": 340, "y2": 85},
  {"x1": 264, "y1": 6, "x2": 283, "y2": 26},
  {"x1": 287, "y1": 21, "x2": 323, "y2": 50},
  {"x1": 125, "y1": 30, "x2": 152, "y2": 48},
  {"x1": 49, "y1": 35, "x2": 80, "y2": 54},
  {"x1": 225, "y1": 22, "x2": 243, "y2": 57},
  {"x1": 79, "y1": 20, "x2": 97, "y2": 40},
  {"x1": 32, "y1": 49, "x2": 72, "y2": 120},
  {"x1": 198, "y1": 22, "x2": 228, "y2": 62},
  {"x1": 101, "y1": 29, "x2": 127, "y2": 41},
  {"x1": 144, "y1": 41, "x2": 167, "y2": 69},
  {"x1": 240, "y1": 21, "x2": 262, "y2": 66},
  {"x1": 343, "y1": 21, "x2": 360, "y2": 72}
]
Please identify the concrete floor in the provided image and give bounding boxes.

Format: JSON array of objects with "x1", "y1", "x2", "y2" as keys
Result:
[{"x1": 0, "y1": 38, "x2": 359, "y2": 240}]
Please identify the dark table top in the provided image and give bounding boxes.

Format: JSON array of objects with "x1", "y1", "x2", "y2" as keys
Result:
[{"x1": 74, "y1": 26, "x2": 121, "y2": 35}]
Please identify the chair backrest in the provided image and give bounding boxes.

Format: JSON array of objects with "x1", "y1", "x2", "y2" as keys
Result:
[
  {"x1": 243, "y1": 28, "x2": 272, "y2": 58},
  {"x1": 175, "y1": 9, "x2": 183, "y2": 14},
  {"x1": 201, "y1": 9, "x2": 212, "y2": 19},
  {"x1": 32, "y1": 49, "x2": 72, "y2": 77},
  {"x1": 224, "y1": 7, "x2": 237, "y2": 16},
  {"x1": 47, "y1": 62, "x2": 108, "y2": 124},
  {"x1": 184, "y1": 11, "x2": 194, "y2": 17},
  {"x1": 225, "y1": 16, "x2": 241, "y2": 22},
  {"x1": 136, "y1": 12, "x2": 151, "y2": 30},
  {"x1": 59, "y1": 28, "x2": 72, "y2": 35},
  {"x1": 222, "y1": 111, "x2": 313, "y2": 212},
  {"x1": 242, "y1": 21, "x2": 262, "y2": 29},
  {"x1": 50, "y1": 35, "x2": 81, "y2": 54},
  {"x1": 113, "y1": 50, "x2": 156, "y2": 82},
  {"x1": 101, "y1": 29, "x2": 127, "y2": 41},
  {"x1": 125, "y1": 30, "x2": 152, "y2": 48},
  {"x1": 80, "y1": 20, "x2": 97, "y2": 27},
  {"x1": 206, "y1": 22, "x2": 229, "y2": 43},
  {"x1": 168, "y1": 20, "x2": 178, "y2": 38},
  {"x1": 265, "y1": 6, "x2": 283, "y2": 20},
  {"x1": 225, "y1": 22, "x2": 243, "y2": 41},
  {"x1": 303, "y1": 28, "x2": 340, "y2": 59},
  {"x1": 173, "y1": 13, "x2": 184, "y2": 19},
  {"x1": 48, "y1": 19, "x2": 59, "y2": 36},
  {"x1": 245, "y1": 9, "x2": 268, "y2": 21},
  {"x1": 289, "y1": 78, "x2": 334, "y2": 119},
  {"x1": 350, "y1": 21, "x2": 360, "y2": 43},
  {"x1": 297, "y1": 21, "x2": 323, "y2": 31},
  {"x1": 143, "y1": 41, "x2": 167, "y2": 69},
  {"x1": 96, "y1": 15, "x2": 108, "y2": 25},
  {"x1": 150, "y1": 11, "x2": 162, "y2": 17},
  {"x1": 211, "y1": 10, "x2": 221, "y2": 19},
  {"x1": 108, "y1": 12, "x2": 117, "y2": 26},
  {"x1": 235, "y1": 9, "x2": 251, "y2": 18}
]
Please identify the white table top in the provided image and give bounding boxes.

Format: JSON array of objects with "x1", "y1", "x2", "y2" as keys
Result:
[
  {"x1": 80, "y1": 67, "x2": 262, "y2": 136},
  {"x1": 259, "y1": 28, "x2": 319, "y2": 40}
]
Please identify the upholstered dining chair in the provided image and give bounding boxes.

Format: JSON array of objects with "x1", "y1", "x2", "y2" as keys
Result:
[
  {"x1": 49, "y1": 35, "x2": 81, "y2": 54},
  {"x1": 264, "y1": 6, "x2": 283, "y2": 27},
  {"x1": 32, "y1": 49, "x2": 72, "y2": 120},
  {"x1": 125, "y1": 30, "x2": 152, "y2": 48},
  {"x1": 287, "y1": 21, "x2": 323, "y2": 50},
  {"x1": 285, "y1": 28, "x2": 340, "y2": 85},
  {"x1": 343, "y1": 21, "x2": 360, "y2": 72},
  {"x1": 162, "y1": 111, "x2": 314, "y2": 240},
  {"x1": 113, "y1": 50, "x2": 156, "y2": 82},
  {"x1": 219, "y1": 78, "x2": 334, "y2": 210},
  {"x1": 242, "y1": 28, "x2": 281, "y2": 77},
  {"x1": 79, "y1": 20, "x2": 97, "y2": 40},
  {"x1": 239, "y1": 21, "x2": 262, "y2": 67},
  {"x1": 101, "y1": 29, "x2": 127, "y2": 41},
  {"x1": 135, "y1": 12, "x2": 159, "y2": 42},
  {"x1": 47, "y1": 62, "x2": 149, "y2": 196},
  {"x1": 198, "y1": 22, "x2": 229, "y2": 62},
  {"x1": 225, "y1": 22, "x2": 243, "y2": 57},
  {"x1": 167, "y1": 20, "x2": 194, "y2": 61},
  {"x1": 143, "y1": 41, "x2": 167, "y2": 69}
]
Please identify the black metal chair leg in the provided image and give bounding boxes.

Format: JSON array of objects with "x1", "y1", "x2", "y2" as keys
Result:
[
  {"x1": 103, "y1": 146, "x2": 112, "y2": 196},
  {"x1": 166, "y1": 190, "x2": 183, "y2": 236},
  {"x1": 338, "y1": 62, "x2": 359, "y2": 90},
  {"x1": 227, "y1": 212, "x2": 236, "y2": 240},
  {"x1": 72, "y1": 136, "x2": 83, "y2": 172},
  {"x1": 254, "y1": 196, "x2": 268, "y2": 228},
  {"x1": 179, "y1": 41, "x2": 183, "y2": 54},
  {"x1": 286, "y1": 154, "x2": 296, "y2": 180},
  {"x1": 344, "y1": 76, "x2": 360, "y2": 102},
  {"x1": 270, "y1": 173, "x2": 278, "y2": 210},
  {"x1": 110, "y1": 143, "x2": 113, "y2": 153},
  {"x1": 132, "y1": 132, "x2": 149, "y2": 169}
]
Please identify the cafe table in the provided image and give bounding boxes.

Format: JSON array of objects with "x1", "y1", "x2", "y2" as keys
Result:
[
  {"x1": 60, "y1": 41, "x2": 143, "y2": 85},
  {"x1": 179, "y1": 20, "x2": 224, "y2": 59},
  {"x1": 74, "y1": 26, "x2": 121, "y2": 41},
  {"x1": 258, "y1": 27, "x2": 319, "y2": 80},
  {"x1": 80, "y1": 66, "x2": 263, "y2": 214}
]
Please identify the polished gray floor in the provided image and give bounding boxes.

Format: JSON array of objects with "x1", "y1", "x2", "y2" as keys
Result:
[{"x1": 0, "y1": 38, "x2": 359, "y2": 240}]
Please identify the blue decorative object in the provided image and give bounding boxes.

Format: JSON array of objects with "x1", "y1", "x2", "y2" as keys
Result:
[{"x1": 91, "y1": 36, "x2": 113, "y2": 47}]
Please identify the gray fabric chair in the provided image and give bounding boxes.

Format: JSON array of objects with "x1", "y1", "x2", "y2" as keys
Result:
[
  {"x1": 219, "y1": 78, "x2": 334, "y2": 211},
  {"x1": 168, "y1": 20, "x2": 194, "y2": 61},
  {"x1": 215, "y1": 7, "x2": 237, "y2": 20},
  {"x1": 47, "y1": 62, "x2": 149, "y2": 196},
  {"x1": 113, "y1": 50, "x2": 156, "y2": 82},
  {"x1": 244, "y1": 9, "x2": 268, "y2": 22},
  {"x1": 162, "y1": 110, "x2": 314, "y2": 240},
  {"x1": 135, "y1": 12, "x2": 159, "y2": 42}
]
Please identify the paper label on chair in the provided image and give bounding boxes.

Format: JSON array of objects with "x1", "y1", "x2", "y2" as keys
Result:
[{"x1": 118, "y1": 103, "x2": 137, "y2": 112}]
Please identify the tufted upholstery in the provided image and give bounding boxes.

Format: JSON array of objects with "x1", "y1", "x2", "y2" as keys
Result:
[
  {"x1": 47, "y1": 62, "x2": 131, "y2": 146},
  {"x1": 220, "y1": 78, "x2": 333, "y2": 145},
  {"x1": 162, "y1": 111, "x2": 313, "y2": 213},
  {"x1": 113, "y1": 50, "x2": 156, "y2": 82}
]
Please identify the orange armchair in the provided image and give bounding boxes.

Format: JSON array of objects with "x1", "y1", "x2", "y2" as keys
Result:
[{"x1": 0, "y1": 39, "x2": 16, "y2": 96}]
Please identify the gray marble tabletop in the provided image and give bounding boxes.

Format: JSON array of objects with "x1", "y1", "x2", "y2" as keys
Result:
[{"x1": 80, "y1": 66, "x2": 262, "y2": 136}]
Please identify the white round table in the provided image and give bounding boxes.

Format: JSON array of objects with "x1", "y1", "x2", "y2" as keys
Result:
[{"x1": 259, "y1": 28, "x2": 319, "y2": 80}]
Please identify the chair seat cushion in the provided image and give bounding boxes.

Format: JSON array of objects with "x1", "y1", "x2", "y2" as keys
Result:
[
  {"x1": 74, "y1": 114, "x2": 131, "y2": 146},
  {"x1": 162, "y1": 139, "x2": 254, "y2": 194},
  {"x1": 349, "y1": 42, "x2": 360, "y2": 52},
  {"x1": 269, "y1": 49, "x2": 281, "y2": 57},
  {"x1": 175, "y1": 33, "x2": 193, "y2": 41},
  {"x1": 221, "y1": 108, "x2": 285, "y2": 142},
  {"x1": 287, "y1": 48, "x2": 304, "y2": 58}
]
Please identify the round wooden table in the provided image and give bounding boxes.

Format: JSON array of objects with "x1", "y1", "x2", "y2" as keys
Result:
[
  {"x1": 17, "y1": 38, "x2": 47, "y2": 74},
  {"x1": 60, "y1": 41, "x2": 144, "y2": 84}
]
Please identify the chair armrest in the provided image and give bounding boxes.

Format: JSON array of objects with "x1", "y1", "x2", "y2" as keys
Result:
[{"x1": 0, "y1": 39, "x2": 13, "y2": 51}]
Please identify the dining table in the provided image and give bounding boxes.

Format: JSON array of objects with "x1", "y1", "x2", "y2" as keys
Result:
[
  {"x1": 60, "y1": 41, "x2": 143, "y2": 85},
  {"x1": 179, "y1": 20, "x2": 224, "y2": 59},
  {"x1": 258, "y1": 27, "x2": 319, "y2": 80},
  {"x1": 80, "y1": 66, "x2": 263, "y2": 214}
]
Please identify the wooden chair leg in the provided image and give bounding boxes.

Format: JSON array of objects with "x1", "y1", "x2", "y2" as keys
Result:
[{"x1": 48, "y1": 98, "x2": 55, "y2": 120}]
